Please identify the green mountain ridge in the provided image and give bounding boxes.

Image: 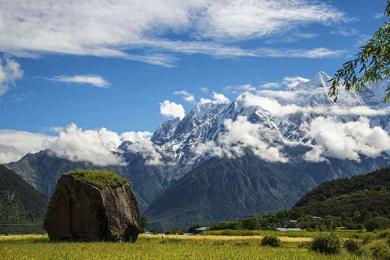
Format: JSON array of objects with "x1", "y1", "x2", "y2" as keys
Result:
[
  {"x1": 293, "y1": 167, "x2": 390, "y2": 217},
  {"x1": 0, "y1": 165, "x2": 48, "y2": 233}
]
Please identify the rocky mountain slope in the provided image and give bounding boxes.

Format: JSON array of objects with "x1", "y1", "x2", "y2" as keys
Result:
[{"x1": 144, "y1": 155, "x2": 388, "y2": 230}]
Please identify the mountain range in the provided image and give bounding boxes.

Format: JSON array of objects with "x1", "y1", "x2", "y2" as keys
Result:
[{"x1": 3, "y1": 72, "x2": 390, "y2": 230}]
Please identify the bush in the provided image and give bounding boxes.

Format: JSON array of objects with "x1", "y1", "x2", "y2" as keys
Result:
[
  {"x1": 365, "y1": 217, "x2": 390, "y2": 232},
  {"x1": 378, "y1": 230, "x2": 390, "y2": 239},
  {"x1": 310, "y1": 233, "x2": 341, "y2": 255},
  {"x1": 369, "y1": 241, "x2": 390, "y2": 260},
  {"x1": 343, "y1": 239, "x2": 361, "y2": 255},
  {"x1": 260, "y1": 235, "x2": 282, "y2": 247}
]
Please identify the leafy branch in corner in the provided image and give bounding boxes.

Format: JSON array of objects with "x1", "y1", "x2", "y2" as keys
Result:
[{"x1": 329, "y1": 1, "x2": 390, "y2": 102}]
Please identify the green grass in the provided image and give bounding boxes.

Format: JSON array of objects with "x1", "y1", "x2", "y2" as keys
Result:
[
  {"x1": 66, "y1": 170, "x2": 127, "y2": 189},
  {"x1": 0, "y1": 234, "x2": 362, "y2": 260}
]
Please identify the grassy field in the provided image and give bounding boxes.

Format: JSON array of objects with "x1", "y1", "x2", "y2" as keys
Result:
[{"x1": 0, "y1": 234, "x2": 364, "y2": 260}]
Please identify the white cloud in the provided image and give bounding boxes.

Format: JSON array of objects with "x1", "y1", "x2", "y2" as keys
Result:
[
  {"x1": 0, "y1": 58, "x2": 23, "y2": 95},
  {"x1": 0, "y1": 0, "x2": 346, "y2": 65},
  {"x1": 374, "y1": 13, "x2": 384, "y2": 19},
  {"x1": 120, "y1": 131, "x2": 163, "y2": 165},
  {"x1": 200, "y1": 87, "x2": 209, "y2": 93},
  {"x1": 174, "y1": 90, "x2": 195, "y2": 103},
  {"x1": 50, "y1": 75, "x2": 110, "y2": 88},
  {"x1": 260, "y1": 82, "x2": 281, "y2": 88},
  {"x1": 199, "y1": 92, "x2": 230, "y2": 104},
  {"x1": 47, "y1": 124, "x2": 123, "y2": 165},
  {"x1": 196, "y1": 116, "x2": 288, "y2": 163},
  {"x1": 0, "y1": 130, "x2": 54, "y2": 163},
  {"x1": 304, "y1": 117, "x2": 390, "y2": 162},
  {"x1": 225, "y1": 84, "x2": 256, "y2": 94},
  {"x1": 160, "y1": 100, "x2": 185, "y2": 119},
  {"x1": 199, "y1": 92, "x2": 230, "y2": 105},
  {"x1": 197, "y1": 0, "x2": 345, "y2": 40},
  {"x1": 212, "y1": 92, "x2": 230, "y2": 104},
  {"x1": 282, "y1": 76, "x2": 310, "y2": 89},
  {"x1": 258, "y1": 76, "x2": 310, "y2": 90},
  {"x1": 238, "y1": 92, "x2": 390, "y2": 117},
  {"x1": 254, "y1": 47, "x2": 345, "y2": 59},
  {"x1": 0, "y1": 125, "x2": 163, "y2": 166}
]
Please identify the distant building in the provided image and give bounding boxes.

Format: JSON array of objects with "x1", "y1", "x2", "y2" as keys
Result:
[{"x1": 194, "y1": 227, "x2": 210, "y2": 234}]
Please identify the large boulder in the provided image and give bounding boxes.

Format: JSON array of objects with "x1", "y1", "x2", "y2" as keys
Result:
[{"x1": 44, "y1": 170, "x2": 140, "y2": 242}]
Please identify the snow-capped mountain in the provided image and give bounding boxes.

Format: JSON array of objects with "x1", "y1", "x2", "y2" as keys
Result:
[{"x1": 125, "y1": 72, "x2": 390, "y2": 180}]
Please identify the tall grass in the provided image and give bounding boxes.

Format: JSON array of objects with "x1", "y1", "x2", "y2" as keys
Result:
[{"x1": 0, "y1": 234, "x2": 362, "y2": 260}]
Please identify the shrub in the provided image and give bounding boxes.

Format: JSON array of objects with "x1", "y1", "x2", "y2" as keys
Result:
[
  {"x1": 343, "y1": 239, "x2": 361, "y2": 255},
  {"x1": 369, "y1": 241, "x2": 390, "y2": 260},
  {"x1": 365, "y1": 217, "x2": 390, "y2": 232},
  {"x1": 378, "y1": 230, "x2": 390, "y2": 239},
  {"x1": 260, "y1": 235, "x2": 282, "y2": 247},
  {"x1": 310, "y1": 233, "x2": 341, "y2": 255}
]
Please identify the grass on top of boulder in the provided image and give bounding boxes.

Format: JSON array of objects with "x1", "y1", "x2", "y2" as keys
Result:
[{"x1": 66, "y1": 170, "x2": 127, "y2": 189}]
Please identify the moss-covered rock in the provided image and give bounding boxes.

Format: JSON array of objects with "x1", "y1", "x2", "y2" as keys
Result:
[
  {"x1": 45, "y1": 170, "x2": 140, "y2": 242},
  {"x1": 66, "y1": 170, "x2": 127, "y2": 189}
]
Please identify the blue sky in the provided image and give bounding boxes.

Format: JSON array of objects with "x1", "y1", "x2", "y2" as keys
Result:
[{"x1": 0, "y1": 0, "x2": 387, "y2": 133}]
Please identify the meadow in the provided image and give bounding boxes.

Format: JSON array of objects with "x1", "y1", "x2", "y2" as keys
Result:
[{"x1": 0, "y1": 232, "x2": 367, "y2": 260}]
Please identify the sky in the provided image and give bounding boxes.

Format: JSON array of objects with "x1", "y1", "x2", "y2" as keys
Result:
[{"x1": 0, "y1": 0, "x2": 387, "y2": 135}]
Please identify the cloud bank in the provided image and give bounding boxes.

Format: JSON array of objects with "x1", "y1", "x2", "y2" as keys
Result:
[
  {"x1": 0, "y1": 124, "x2": 160, "y2": 166},
  {"x1": 304, "y1": 117, "x2": 390, "y2": 162}
]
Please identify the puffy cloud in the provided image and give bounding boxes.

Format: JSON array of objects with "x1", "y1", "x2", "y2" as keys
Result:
[
  {"x1": 120, "y1": 131, "x2": 163, "y2": 165},
  {"x1": 0, "y1": 0, "x2": 345, "y2": 65},
  {"x1": 199, "y1": 92, "x2": 230, "y2": 105},
  {"x1": 303, "y1": 117, "x2": 390, "y2": 162},
  {"x1": 49, "y1": 75, "x2": 110, "y2": 88},
  {"x1": 160, "y1": 100, "x2": 185, "y2": 119},
  {"x1": 196, "y1": 116, "x2": 288, "y2": 163},
  {"x1": 174, "y1": 90, "x2": 195, "y2": 103},
  {"x1": 0, "y1": 130, "x2": 54, "y2": 163},
  {"x1": 47, "y1": 124, "x2": 123, "y2": 165},
  {"x1": 0, "y1": 58, "x2": 23, "y2": 95},
  {"x1": 0, "y1": 124, "x2": 161, "y2": 166}
]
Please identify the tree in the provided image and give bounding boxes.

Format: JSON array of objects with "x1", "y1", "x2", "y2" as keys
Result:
[
  {"x1": 329, "y1": 1, "x2": 390, "y2": 102},
  {"x1": 139, "y1": 216, "x2": 149, "y2": 232}
]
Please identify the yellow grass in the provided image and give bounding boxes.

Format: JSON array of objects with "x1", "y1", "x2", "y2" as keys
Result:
[
  {"x1": 145, "y1": 234, "x2": 312, "y2": 243},
  {"x1": 0, "y1": 234, "x2": 361, "y2": 260}
]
